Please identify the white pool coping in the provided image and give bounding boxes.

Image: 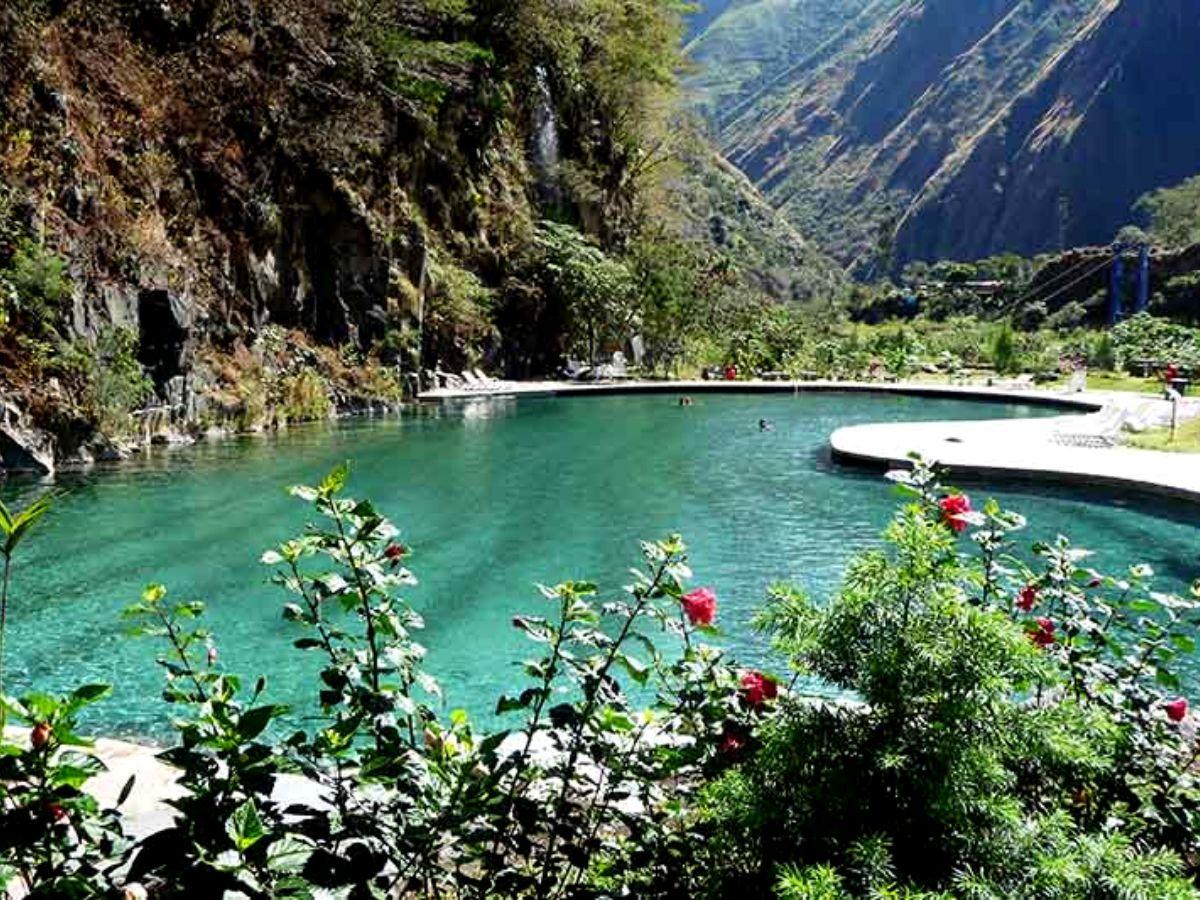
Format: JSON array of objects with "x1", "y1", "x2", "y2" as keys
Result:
[
  {"x1": 420, "y1": 378, "x2": 1101, "y2": 411},
  {"x1": 422, "y1": 379, "x2": 1200, "y2": 503}
]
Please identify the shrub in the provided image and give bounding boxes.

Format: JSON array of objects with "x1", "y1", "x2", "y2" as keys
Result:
[
  {"x1": 0, "y1": 239, "x2": 70, "y2": 337},
  {"x1": 988, "y1": 320, "x2": 1019, "y2": 373},
  {"x1": 51, "y1": 328, "x2": 154, "y2": 437},
  {"x1": 681, "y1": 462, "x2": 1200, "y2": 896},
  {"x1": 0, "y1": 463, "x2": 1198, "y2": 897},
  {"x1": 1112, "y1": 313, "x2": 1200, "y2": 370},
  {"x1": 1090, "y1": 330, "x2": 1117, "y2": 370},
  {"x1": 277, "y1": 368, "x2": 333, "y2": 423}
]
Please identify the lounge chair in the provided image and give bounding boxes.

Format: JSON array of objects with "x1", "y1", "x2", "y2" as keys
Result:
[
  {"x1": 1051, "y1": 405, "x2": 1127, "y2": 448},
  {"x1": 460, "y1": 371, "x2": 489, "y2": 392}
]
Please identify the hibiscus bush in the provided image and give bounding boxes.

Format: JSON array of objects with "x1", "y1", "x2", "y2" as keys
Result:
[
  {"x1": 677, "y1": 460, "x2": 1200, "y2": 898},
  {"x1": 0, "y1": 460, "x2": 1197, "y2": 898}
]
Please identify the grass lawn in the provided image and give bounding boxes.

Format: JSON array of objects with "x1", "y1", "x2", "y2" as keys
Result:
[
  {"x1": 1087, "y1": 372, "x2": 1162, "y2": 394},
  {"x1": 1125, "y1": 416, "x2": 1200, "y2": 453}
]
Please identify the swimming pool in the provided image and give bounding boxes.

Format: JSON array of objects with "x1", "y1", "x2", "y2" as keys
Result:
[{"x1": 1, "y1": 392, "x2": 1195, "y2": 739}]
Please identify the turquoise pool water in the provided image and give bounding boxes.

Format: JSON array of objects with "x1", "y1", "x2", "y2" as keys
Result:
[{"x1": 1, "y1": 392, "x2": 1197, "y2": 740}]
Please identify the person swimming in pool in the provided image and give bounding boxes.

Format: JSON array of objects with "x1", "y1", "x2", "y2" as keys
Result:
[{"x1": 759, "y1": 419, "x2": 774, "y2": 431}]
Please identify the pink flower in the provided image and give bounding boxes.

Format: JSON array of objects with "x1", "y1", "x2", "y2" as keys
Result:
[
  {"x1": 740, "y1": 671, "x2": 779, "y2": 709},
  {"x1": 938, "y1": 494, "x2": 972, "y2": 534},
  {"x1": 1166, "y1": 698, "x2": 1189, "y2": 723},
  {"x1": 207, "y1": 646, "x2": 218, "y2": 667},
  {"x1": 1030, "y1": 617, "x2": 1056, "y2": 648},
  {"x1": 681, "y1": 587, "x2": 717, "y2": 627},
  {"x1": 1016, "y1": 585, "x2": 1038, "y2": 613}
]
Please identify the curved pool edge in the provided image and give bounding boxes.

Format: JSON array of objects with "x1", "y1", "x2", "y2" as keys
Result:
[
  {"x1": 420, "y1": 378, "x2": 1106, "y2": 412},
  {"x1": 830, "y1": 413, "x2": 1200, "y2": 504}
]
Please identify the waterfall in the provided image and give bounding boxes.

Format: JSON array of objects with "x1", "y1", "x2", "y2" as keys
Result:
[{"x1": 532, "y1": 65, "x2": 561, "y2": 204}]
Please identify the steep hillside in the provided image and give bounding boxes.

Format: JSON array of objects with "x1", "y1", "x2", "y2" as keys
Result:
[
  {"x1": 665, "y1": 129, "x2": 847, "y2": 303},
  {"x1": 0, "y1": 0, "x2": 841, "y2": 469},
  {"x1": 684, "y1": 0, "x2": 739, "y2": 41},
  {"x1": 685, "y1": 0, "x2": 874, "y2": 130},
  {"x1": 694, "y1": 0, "x2": 1200, "y2": 273}
]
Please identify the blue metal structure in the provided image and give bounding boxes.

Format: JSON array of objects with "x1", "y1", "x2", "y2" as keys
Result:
[
  {"x1": 1136, "y1": 243, "x2": 1151, "y2": 313},
  {"x1": 1109, "y1": 252, "x2": 1125, "y2": 324}
]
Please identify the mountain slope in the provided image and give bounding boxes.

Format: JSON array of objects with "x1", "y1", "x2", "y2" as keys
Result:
[
  {"x1": 692, "y1": 0, "x2": 1200, "y2": 271},
  {"x1": 685, "y1": 0, "x2": 876, "y2": 128},
  {"x1": 667, "y1": 129, "x2": 847, "y2": 302}
]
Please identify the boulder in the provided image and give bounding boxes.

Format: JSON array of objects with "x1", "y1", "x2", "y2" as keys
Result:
[{"x1": 0, "y1": 398, "x2": 55, "y2": 475}]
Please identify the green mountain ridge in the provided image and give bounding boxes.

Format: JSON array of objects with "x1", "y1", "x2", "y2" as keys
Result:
[{"x1": 690, "y1": 0, "x2": 1200, "y2": 272}]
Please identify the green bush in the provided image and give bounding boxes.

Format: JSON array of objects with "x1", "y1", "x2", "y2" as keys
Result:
[
  {"x1": 0, "y1": 239, "x2": 70, "y2": 337},
  {"x1": 0, "y1": 462, "x2": 1198, "y2": 897},
  {"x1": 987, "y1": 320, "x2": 1019, "y2": 373},
  {"x1": 52, "y1": 327, "x2": 154, "y2": 436},
  {"x1": 1111, "y1": 313, "x2": 1200, "y2": 370},
  {"x1": 1090, "y1": 330, "x2": 1117, "y2": 370},
  {"x1": 277, "y1": 368, "x2": 333, "y2": 424},
  {"x1": 680, "y1": 463, "x2": 1200, "y2": 897}
]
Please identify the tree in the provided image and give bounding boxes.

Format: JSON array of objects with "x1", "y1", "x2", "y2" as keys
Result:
[
  {"x1": 1136, "y1": 174, "x2": 1200, "y2": 249},
  {"x1": 533, "y1": 221, "x2": 638, "y2": 367}
]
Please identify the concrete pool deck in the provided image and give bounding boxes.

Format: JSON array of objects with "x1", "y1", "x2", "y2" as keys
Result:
[
  {"x1": 830, "y1": 402, "x2": 1200, "y2": 502},
  {"x1": 420, "y1": 377, "x2": 1103, "y2": 410},
  {"x1": 422, "y1": 379, "x2": 1200, "y2": 503}
]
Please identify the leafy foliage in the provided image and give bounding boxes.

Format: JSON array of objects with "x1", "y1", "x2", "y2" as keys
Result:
[
  {"x1": 0, "y1": 239, "x2": 69, "y2": 338},
  {"x1": 0, "y1": 464, "x2": 1199, "y2": 896},
  {"x1": 51, "y1": 328, "x2": 155, "y2": 437},
  {"x1": 1138, "y1": 175, "x2": 1200, "y2": 249}
]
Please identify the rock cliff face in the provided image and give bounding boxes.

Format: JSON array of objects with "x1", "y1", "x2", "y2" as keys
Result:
[
  {"x1": 691, "y1": 0, "x2": 1200, "y2": 271},
  {"x1": 0, "y1": 2, "x2": 834, "y2": 471},
  {"x1": 0, "y1": 2, "x2": 511, "y2": 354}
]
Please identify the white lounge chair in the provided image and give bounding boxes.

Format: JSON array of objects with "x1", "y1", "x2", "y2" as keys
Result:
[
  {"x1": 1051, "y1": 405, "x2": 1127, "y2": 448},
  {"x1": 460, "y1": 371, "x2": 487, "y2": 391}
]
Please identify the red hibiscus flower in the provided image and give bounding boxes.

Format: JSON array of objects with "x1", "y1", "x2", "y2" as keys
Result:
[
  {"x1": 45, "y1": 803, "x2": 68, "y2": 823},
  {"x1": 1016, "y1": 585, "x2": 1038, "y2": 612},
  {"x1": 719, "y1": 726, "x2": 748, "y2": 759},
  {"x1": 30, "y1": 722, "x2": 51, "y2": 750},
  {"x1": 1166, "y1": 698, "x2": 1189, "y2": 723},
  {"x1": 938, "y1": 494, "x2": 972, "y2": 534},
  {"x1": 384, "y1": 542, "x2": 408, "y2": 564},
  {"x1": 681, "y1": 587, "x2": 717, "y2": 627},
  {"x1": 1030, "y1": 617, "x2": 1056, "y2": 648},
  {"x1": 740, "y1": 671, "x2": 779, "y2": 709}
]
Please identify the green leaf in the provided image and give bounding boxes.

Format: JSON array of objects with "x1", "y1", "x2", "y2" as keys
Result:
[
  {"x1": 117, "y1": 774, "x2": 136, "y2": 806},
  {"x1": 227, "y1": 800, "x2": 268, "y2": 852},
  {"x1": 142, "y1": 584, "x2": 167, "y2": 603},
  {"x1": 70, "y1": 683, "x2": 113, "y2": 705},
  {"x1": 496, "y1": 694, "x2": 529, "y2": 715},
  {"x1": 617, "y1": 653, "x2": 649, "y2": 685},
  {"x1": 238, "y1": 705, "x2": 283, "y2": 742},
  {"x1": 1155, "y1": 668, "x2": 1182, "y2": 690},
  {"x1": 1171, "y1": 634, "x2": 1196, "y2": 653},
  {"x1": 266, "y1": 835, "x2": 313, "y2": 874},
  {"x1": 319, "y1": 463, "x2": 349, "y2": 497}
]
